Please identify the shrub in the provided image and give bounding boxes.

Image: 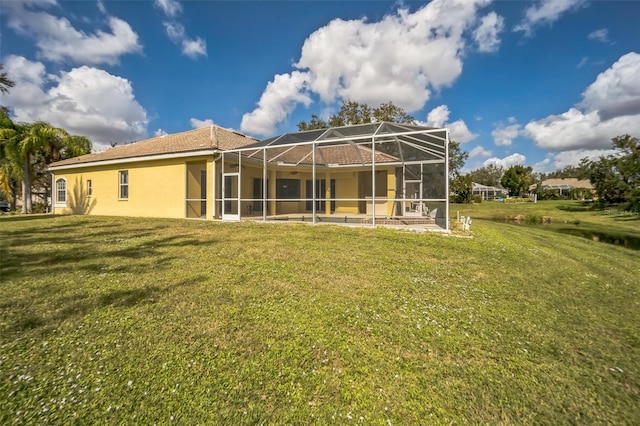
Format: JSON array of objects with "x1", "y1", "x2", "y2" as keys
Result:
[
  {"x1": 472, "y1": 194, "x2": 483, "y2": 203},
  {"x1": 504, "y1": 197, "x2": 533, "y2": 204}
]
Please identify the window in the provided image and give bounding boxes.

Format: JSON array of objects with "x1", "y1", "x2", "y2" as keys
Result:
[
  {"x1": 56, "y1": 178, "x2": 66, "y2": 204},
  {"x1": 87, "y1": 179, "x2": 92, "y2": 196},
  {"x1": 119, "y1": 171, "x2": 128, "y2": 199},
  {"x1": 276, "y1": 179, "x2": 300, "y2": 199}
]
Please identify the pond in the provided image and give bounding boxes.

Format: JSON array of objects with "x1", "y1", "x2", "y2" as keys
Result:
[{"x1": 487, "y1": 219, "x2": 640, "y2": 250}]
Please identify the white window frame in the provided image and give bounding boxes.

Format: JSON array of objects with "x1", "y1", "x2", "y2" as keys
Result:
[
  {"x1": 119, "y1": 170, "x2": 129, "y2": 200},
  {"x1": 55, "y1": 178, "x2": 67, "y2": 206}
]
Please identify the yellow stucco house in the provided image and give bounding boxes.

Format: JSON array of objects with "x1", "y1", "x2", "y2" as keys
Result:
[{"x1": 49, "y1": 122, "x2": 450, "y2": 230}]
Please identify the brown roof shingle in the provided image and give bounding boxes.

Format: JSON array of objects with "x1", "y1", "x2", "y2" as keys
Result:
[{"x1": 49, "y1": 126, "x2": 258, "y2": 168}]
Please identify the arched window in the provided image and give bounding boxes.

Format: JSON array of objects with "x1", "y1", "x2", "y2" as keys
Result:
[{"x1": 56, "y1": 178, "x2": 67, "y2": 204}]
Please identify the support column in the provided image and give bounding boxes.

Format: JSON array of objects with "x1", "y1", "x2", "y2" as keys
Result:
[
  {"x1": 325, "y1": 173, "x2": 331, "y2": 216},
  {"x1": 269, "y1": 169, "x2": 277, "y2": 216}
]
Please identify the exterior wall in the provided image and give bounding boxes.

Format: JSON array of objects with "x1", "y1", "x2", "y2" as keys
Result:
[
  {"x1": 52, "y1": 155, "x2": 213, "y2": 219},
  {"x1": 224, "y1": 163, "x2": 396, "y2": 217}
]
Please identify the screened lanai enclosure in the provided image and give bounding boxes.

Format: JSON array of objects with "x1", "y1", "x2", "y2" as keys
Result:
[{"x1": 218, "y1": 122, "x2": 449, "y2": 230}]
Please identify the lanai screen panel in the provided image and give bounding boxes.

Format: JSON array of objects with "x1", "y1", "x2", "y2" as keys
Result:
[{"x1": 225, "y1": 122, "x2": 449, "y2": 229}]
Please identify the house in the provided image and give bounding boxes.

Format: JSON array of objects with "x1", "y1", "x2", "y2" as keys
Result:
[
  {"x1": 471, "y1": 182, "x2": 509, "y2": 200},
  {"x1": 49, "y1": 122, "x2": 450, "y2": 230},
  {"x1": 540, "y1": 178, "x2": 594, "y2": 198}
]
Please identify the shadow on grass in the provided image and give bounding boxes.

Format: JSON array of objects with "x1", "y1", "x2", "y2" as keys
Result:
[
  {"x1": 556, "y1": 203, "x2": 593, "y2": 212},
  {"x1": 6, "y1": 274, "x2": 207, "y2": 335},
  {"x1": 0, "y1": 214, "x2": 59, "y2": 222}
]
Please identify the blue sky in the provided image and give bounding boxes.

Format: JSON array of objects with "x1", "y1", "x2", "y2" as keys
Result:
[{"x1": 1, "y1": 0, "x2": 639, "y2": 173}]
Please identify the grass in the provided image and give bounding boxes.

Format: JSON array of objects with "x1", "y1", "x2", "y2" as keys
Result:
[{"x1": 1, "y1": 202, "x2": 639, "y2": 424}]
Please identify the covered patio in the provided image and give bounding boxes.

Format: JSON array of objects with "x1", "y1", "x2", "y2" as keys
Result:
[{"x1": 217, "y1": 122, "x2": 449, "y2": 230}]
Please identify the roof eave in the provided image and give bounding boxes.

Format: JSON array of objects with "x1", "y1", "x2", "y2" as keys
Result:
[{"x1": 49, "y1": 149, "x2": 220, "y2": 171}]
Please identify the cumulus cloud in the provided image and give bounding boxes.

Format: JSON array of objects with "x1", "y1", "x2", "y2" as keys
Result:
[
  {"x1": 580, "y1": 52, "x2": 640, "y2": 120},
  {"x1": 524, "y1": 52, "x2": 640, "y2": 151},
  {"x1": 155, "y1": 0, "x2": 182, "y2": 17},
  {"x1": 4, "y1": 55, "x2": 148, "y2": 150},
  {"x1": 190, "y1": 118, "x2": 215, "y2": 128},
  {"x1": 242, "y1": 0, "x2": 494, "y2": 136},
  {"x1": 533, "y1": 148, "x2": 617, "y2": 173},
  {"x1": 468, "y1": 145, "x2": 492, "y2": 158},
  {"x1": 492, "y1": 119, "x2": 521, "y2": 146},
  {"x1": 154, "y1": 129, "x2": 169, "y2": 137},
  {"x1": 514, "y1": 0, "x2": 585, "y2": 36},
  {"x1": 182, "y1": 38, "x2": 207, "y2": 59},
  {"x1": 424, "y1": 105, "x2": 478, "y2": 144},
  {"x1": 240, "y1": 72, "x2": 312, "y2": 135},
  {"x1": 483, "y1": 153, "x2": 526, "y2": 169},
  {"x1": 588, "y1": 28, "x2": 609, "y2": 43},
  {"x1": 4, "y1": 1, "x2": 141, "y2": 65},
  {"x1": 156, "y1": 0, "x2": 207, "y2": 59},
  {"x1": 473, "y1": 12, "x2": 504, "y2": 52}
]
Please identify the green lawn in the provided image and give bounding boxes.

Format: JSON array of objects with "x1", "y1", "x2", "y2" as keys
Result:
[{"x1": 1, "y1": 202, "x2": 639, "y2": 424}]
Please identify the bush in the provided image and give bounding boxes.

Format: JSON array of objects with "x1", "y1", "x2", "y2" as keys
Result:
[
  {"x1": 504, "y1": 197, "x2": 533, "y2": 204},
  {"x1": 472, "y1": 194, "x2": 482, "y2": 203}
]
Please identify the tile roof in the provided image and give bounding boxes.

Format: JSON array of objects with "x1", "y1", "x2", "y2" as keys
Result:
[
  {"x1": 541, "y1": 178, "x2": 594, "y2": 189},
  {"x1": 244, "y1": 143, "x2": 399, "y2": 166},
  {"x1": 49, "y1": 126, "x2": 258, "y2": 168}
]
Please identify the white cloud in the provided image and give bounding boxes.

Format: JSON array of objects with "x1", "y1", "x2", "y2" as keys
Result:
[
  {"x1": 424, "y1": 105, "x2": 478, "y2": 143},
  {"x1": 154, "y1": 128, "x2": 169, "y2": 137},
  {"x1": 156, "y1": 0, "x2": 207, "y2": 59},
  {"x1": 473, "y1": 12, "x2": 504, "y2": 52},
  {"x1": 588, "y1": 28, "x2": 609, "y2": 43},
  {"x1": 4, "y1": 1, "x2": 141, "y2": 66},
  {"x1": 468, "y1": 145, "x2": 492, "y2": 158},
  {"x1": 514, "y1": 0, "x2": 585, "y2": 36},
  {"x1": 242, "y1": 0, "x2": 493, "y2": 136},
  {"x1": 4, "y1": 56, "x2": 148, "y2": 150},
  {"x1": 240, "y1": 71, "x2": 312, "y2": 135},
  {"x1": 182, "y1": 38, "x2": 207, "y2": 59},
  {"x1": 524, "y1": 52, "x2": 640, "y2": 151},
  {"x1": 483, "y1": 153, "x2": 526, "y2": 169},
  {"x1": 576, "y1": 56, "x2": 588, "y2": 68},
  {"x1": 164, "y1": 22, "x2": 185, "y2": 43},
  {"x1": 533, "y1": 148, "x2": 617, "y2": 173},
  {"x1": 580, "y1": 52, "x2": 640, "y2": 120},
  {"x1": 155, "y1": 0, "x2": 182, "y2": 18},
  {"x1": 190, "y1": 118, "x2": 215, "y2": 129},
  {"x1": 97, "y1": 0, "x2": 106, "y2": 14},
  {"x1": 492, "y1": 121, "x2": 521, "y2": 146}
]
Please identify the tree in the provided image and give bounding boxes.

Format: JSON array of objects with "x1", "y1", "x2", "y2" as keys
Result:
[
  {"x1": 582, "y1": 135, "x2": 639, "y2": 210},
  {"x1": 297, "y1": 100, "x2": 467, "y2": 192},
  {"x1": 451, "y1": 173, "x2": 473, "y2": 203},
  {"x1": 448, "y1": 140, "x2": 469, "y2": 182},
  {"x1": 0, "y1": 64, "x2": 15, "y2": 95},
  {"x1": 0, "y1": 113, "x2": 91, "y2": 213},
  {"x1": 468, "y1": 164, "x2": 504, "y2": 187},
  {"x1": 297, "y1": 114, "x2": 328, "y2": 131},
  {"x1": 501, "y1": 165, "x2": 533, "y2": 197},
  {"x1": 297, "y1": 100, "x2": 416, "y2": 131}
]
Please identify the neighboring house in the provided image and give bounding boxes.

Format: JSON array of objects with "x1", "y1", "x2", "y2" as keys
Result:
[
  {"x1": 472, "y1": 182, "x2": 509, "y2": 200},
  {"x1": 49, "y1": 122, "x2": 450, "y2": 230},
  {"x1": 540, "y1": 178, "x2": 594, "y2": 198}
]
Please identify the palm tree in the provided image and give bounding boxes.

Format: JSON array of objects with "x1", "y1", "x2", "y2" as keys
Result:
[
  {"x1": 0, "y1": 121, "x2": 70, "y2": 213},
  {"x1": 0, "y1": 64, "x2": 15, "y2": 95}
]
